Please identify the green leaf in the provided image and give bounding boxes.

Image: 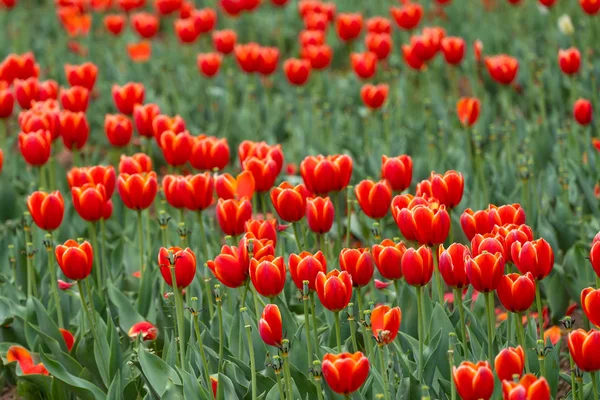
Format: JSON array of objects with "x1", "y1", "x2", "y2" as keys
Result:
[
  {"x1": 137, "y1": 347, "x2": 182, "y2": 398},
  {"x1": 136, "y1": 265, "x2": 158, "y2": 317},
  {"x1": 216, "y1": 372, "x2": 237, "y2": 400},
  {"x1": 107, "y1": 280, "x2": 144, "y2": 332},
  {"x1": 39, "y1": 352, "x2": 106, "y2": 400},
  {"x1": 106, "y1": 371, "x2": 122, "y2": 400}
]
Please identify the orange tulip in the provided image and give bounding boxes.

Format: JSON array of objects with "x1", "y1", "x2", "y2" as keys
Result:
[
  {"x1": 581, "y1": 287, "x2": 600, "y2": 327},
  {"x1": 55, "y1": 239, "x2": 93, "y2": 280},
  {"x1": 59, "y1": 85, "x2": 89, "y2": 113},
  {"x1": 67, "y1": 165, "x2": 116, "y2": 197},
  {"x1": 300, "y1": 154, "x2": 353, "y2": 194},
  {"x1": 128, "y1": 321, "x2": 158, "y2": 341},
  {"x1": 242, "y1": 156, "x2": 279, "y2": 192},
  {"x1": 457, "y1": 97, "x2": 480, "y2": 127},
  {"x1": 322, "y1": 352, "x2": 369, "y2": 395},
  {"x1": 216, "y1": 198, "x2": 252, "y2": 236},
  {"x1": 465, "y1": 252, "x2": 505, "y2": 292},
  {"x1": 568, "y1": 329, "x2": 600, "y2": 371},
  {"x1": 502, "y1": 374, "x2": 550, "y2": 400},
  {"x1": 511, "y1": 239, "x2": 554, "y2": 281},
  {"x1": 6, "y1": 346, "x2": 49, "y2": 375},
  {"x1": 152, "y1": 114, "x2": 186, "y2": 143},
  {"x1": 315, "y1": 270, "x2": 352, "y2": 311},
  {"x1": 119, "y1": 153, "x2": 152, "y2": 175},
  {"x1": 238, "y1": 140, "x2": 284, "y2": 174},
  {"x1": 117, "y1": 172, "x2": 158, "y2": 210},
  {"x1": 250, "y1": 255, "x2": 286, "y2": 298},
  {"x1": 371, "y1": 304, "x2": 401, "y2": 345},
  {"x1": 127, "y1": 41, "x2": 152, "y2": 63},
  {"x1": 354, "y1": 179, "x2": 392, "y2": 220},
  {"x1": 372, "y1": 239, "x2": 406, "y2": 281},
  {"x1": 245, "y1": 219, "x2": 277, "y2": 245},
  {"x1": 288, "y1": 251, "x2": 326, "y2": 291},
  {"x1": 27, "y1": 190, "x2": 64, "y2": 231},
  {"x1": 71, "y1": 183, "x2": 111, "y2": 222},
  {"x1": 306, "y1": 196, "x2": 334, "y2": 234},
  {"x1": 215, "y1": 171, "x2": 255, "y2": 200},
  {"x1": 158, "y1": 246, "x2": 196, "y2": 289},
  {"x1": 64, "y1": 62, "x2": 97, "y2": 91},
  {"x1": 494, "y1": 346, "x2": 525, "y2": 381},
  {"x1": 452, "y1": 361, "x2": 494, "y2": 400}
]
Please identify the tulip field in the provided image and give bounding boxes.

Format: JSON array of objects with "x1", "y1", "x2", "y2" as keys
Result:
[{"x1": 2, "y1": 0, "x2": 600, "y2": 398}]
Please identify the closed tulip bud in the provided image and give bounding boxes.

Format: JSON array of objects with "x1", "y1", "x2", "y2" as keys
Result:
[
  {"x1": 112, "y1": 82, "x2": 144, "y2": 115},
  {"x1": 401, "y1": 43, "x2": 424, "y2": 70},
  {"x1": 216, "y1": 198, "x2": 252, "y2": 236},
  {"x1": 284, "y1": 58, "x2": 312, "y2": 86},
  {"x1": 335, "y1": 13, "x2": 362, "y2": 41},
  {"x1": 460, "y1": 207, "x2": 502, "y2": 241},
  {"x1": 159, "y1": 246, "x2": 196, "y2": 289},
  {"x1": 371, "y1": 305, "x2": 401, "y2": 345},
  {"x1": 339, "y1": 248, "x2": 374, "y2": 287},
  {"x1": 71, "y1": 183, "x2": 108, "y2": 222},
  {"x1": 371, "y1": 239, "x2": 406, "y2": 281},
  {"x1": 366, "y1": 16, "x2": 391, "y2": 34},
  {"x1": 19, "y1": 129, "x2": 51, "y2": 166},
  {"x1": 485, "y1": 55, "x2": 519, "y2": 85},
  {"x1": 288, "y1": 251, "x2": 326, "y2": 291},
  {"x1": 0, "y1": 82, "x2": 14, "y2": 118},
  {"x1": 390, "y1": 194, "x2": 429, "y2": 230},
  {"x1": 581, "y1": 287, "x2": 600, "y2": 328},
  {"x1": 417, "y1": 170, "x2": 464, "y2": 209},
  {"x1": 175, "y1": 17, "x2": 199, "y2": 43},
  {"x1": 38, "y1": 80, "x2": 58, "y2": 101},
  {"x1": 128, "y1": 321, "x2": 158, "y2": 341},
  {"x1": 104, "y1": 114, "x2": 133, "y2": 147},
  {"x1": 471, "y1": 233, "x2": 506, "y2": 259},
  {"x1": 219, "y1": 0, "x2": 244, "y2": 16},
  {"x1": 104, "y1": 14, "x2": 126, "y2": 35},
  {"x1": 257, "y1": 47, "x2": 279, "y2": 76},
  {"x1": 259, "y1": 304, "x2": 283, "y2": 347},
  {"x1": 189, "y1": 135, "x2": 229, "y2": 171},
  {"x1": 492, "y1": 224, "x2": 533, "y2": 262},
  {"x1": 300, "y1": 154, "x2": 353, "y2": 194},
  {"x1": 270, "y1": 182, "x2": 311, "y2": 223},
  {"x1": 197, "y1": 53, "x2": 222, "y2": 77},
  {"x1": 365, "y1": 33, "x2": 391, "y2": 60},
  {"x1": 299, "y1": 30, "x2": 325, "y2": 47},
  {"x1": 27, "y1": 191, "x2": 64, "y2": 231},
  {"x1": 117, "y1": 172, "x2": 158, "y2": 210},
  {"x1": 568, "y1": 329, "x2": 600, "y2": 371},
  {"x1": 67, "y1": 165, "x2": 116, "y2": 198},
  {"x1": 351, "y1": 51, "x2": 377, "y2": 80},
  {"x1": 133, "y1": 103, "x2": 160, "y2": 138},
  {"x1": 64, "y1": 62, "x2": 97, "y2": 91},
  {"x1": 191, "y1": 8, "x2": 216, "y2": 33},
  {"x1": 452, "y1": 361, "x2": 494, "y2": 400},
  {"x1": 495, "y1": 346, "x2": 525, "y2": 382},
  {"x1": 59, "y1": 86, "x2": 89, "y2": 113},
  {"x1": 131, "y1": 12, "x2": 159, "y2": 39},
  {"x1": 242, "y1": 156, "x2": 279, "y2": 192},
  {"x1": 438, "y1": 243, "x2": 470, "y2": 289},
  {"x1": 457, "y1": 97, "x2": 480, "y2": 127},
  {"x1": 160, "y1": 130, "x2": 192, "y2": 166},
  {"x1": 580, "y1": 0, "x2": 600, "y2": 14},
  {"x1": 119, "y1": 153, "x2": 152, "y2": 175},
  {"x1": 155, "y1": 0, "x2": 182, "y2": 14},
  {"x1": 316, "y1": 270, "x2": 353, "y2": 311},
  {"x1": 381, "y1": 155, "x2": 412, "y2": 192},
  {"x1": 401, "y1": 246, "x2": 433, "y2": 287},
  {"x1": 59, "y1": 111, "x2": 89, "y2": 150},
  {"x1": 390, "y1": 3, "x2": 422, "y2": 30},
  {"x1": 55, "y1": 239, "x2": 93, "y2": 280},
  {"x1": 574, "y1": 98, "x2": 592, "y2": 125},
  {"x1": 466, "y1": 252, "x2": 505, "y2": 292},
  {"x1": 440, "y1": 36, "x2": 465, "y2": 65},
  {"x1": 250, "y1": 256, "x2": 286, "y2": 298},
  {"x1": 360, "y1": 83, "x2": 388, "y2": 109},
  {"x1": 306, "y1": 196, "x2": 334, "y2": 234},
  {"x1": 302, "y1": 44, "x2": 333, "y2": 69},
  {"x1": 152, "y1": 114, "x2": 186, "y2": 142},
  {"x1": 19, "y1": 108, "x2": 58, "y2": 140},
  {"x1": 322, "y1": 352, "x2": 369, "y2": 395},
  {"x1": 558, "y1": 47, "x2": 580, "y2": 75},
  {"x1": 497, "y1": 273, "x2": 535, "y2": 313},
  {"x1": 245, "y1": 219, "x2": 277, "y2": 245},
  {"x1": 162, "y1": 174, "x2": 191, "y2": 209},
  {"x1": 234, "y1": 43, "x2": 260, "y2": 73},
  {"x1": 14, "y1": 78, "x2": 39, "y2": 109},
  {"x1": 502, "y1": 374, "x2": 550, "y2": 400},
  {"x1": 396, "y1": 204, "x2": 450, "y2": 246},
  {"x1": 303, "y1": 11, "x2": 328, "y2": 31},
  {"x1": 212, "y1": 29, "x2": 237, "y2": 54},
  {"x1": 354, "y1": 179, "x2": 392, "y2": 220},
  {"x1": 511, "y1": 239, "x2": 554, "y2": 281}
]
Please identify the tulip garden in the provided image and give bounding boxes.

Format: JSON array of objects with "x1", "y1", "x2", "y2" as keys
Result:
[{"x1": 2, "y1": 0, "x2": 600, "y2": 398}]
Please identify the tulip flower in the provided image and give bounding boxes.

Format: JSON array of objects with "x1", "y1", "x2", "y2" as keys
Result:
[
  {"x1": 37, "y1": 80, "x2": 58, "y2": 101},
  {"x1": 71, "y1": 183, "x2": 111, "y2": 222},
  {"x1": 189, "y1": 135, "x2": 229, "y2": 171},
  {"x1": 59, "y1": 329, "x2": 75, "y2": 351},
  {"x1": 581, "y1": 287, "x2": 600, "y2": 328},
  {"x1": 574, "y1": 98, "x2": 592, "y2": 125},
  {"x1": 59, "y1": 86, "x2": 89, "y2": 113},
  {"x1": 283, "y1": 58, "x2": 312, "y2": 86},
  {"x1": 351, "y1": 51, "x2": 377, "y2": 80},
  {"x1": 234, "y1": 43, "x2": 260, "y2": 73},
  {"x1": 250, "y1": 256, "x2": 286, "y2": 298},
  {"x1": 335, "y1": 12, "x2": 362, "y2": 41},
  {"x1": 511, "y1": 239, "x2": 554, "y2": 281},
  {"x1": 441, "y1": 36, "x2": 465, "y2": 65},
  {"x1": 300, "y1": 154, "x2": 352, "y2": 194},
  {"x1": 339, "y1": 248, "x2": 374, "y2": 288},
  {"x1": 395, "y1": 204, "x2": 450, "y2": 246},
  {"x1": 371, "y1": 305, "x2": 401, "y2": 345},
  {"x1": 160, "y1": 130, "x2": 192, "y2": 166},
  {"x1": 0, "y1": 82, "x2": 14, "y2": 118},
  {"x1": 117, "y1": 172, "x2": 158, "y2": 210},
  {"x1": 155, "y1": 0, "x2": 182, "y2": 14},
  {"x1": 245, "y1": 219, "x2": 277, "y2": 245},
  {"x1": 485, "y1": 55, "x2": 518, "y2": 85},
  {"x1": 322, "y1": 352, "x2": 369, "y2": 395},
  {"x1": 366, "y1": 16, "x2": 391, "y2": 34},
  {"x1": 390, "y1": 2, "x2": 422, "y2": 30},
  {"x1": 238, "y1": 140, "x2": 284, "y2": 174},
  {"x1": 303, "y1": 12, "x2": 329, "y2": 31},
  {"x1": 568, "y1": 329, "x2": 600, "y2": 371},
  {"x1": 19, "y1": 129, "x2": 51, "y2": 166},
  {"x1": 175, "y1": 17, "x2": 199, "y2": 43},
  {"x1": 19, "y1": 108, "x2": 58, "y2": 141},
  {"x1": 215, "y1": 171, "x2": 255, "y2": 200},
  {"x1": 118, "y1": 0, "x2": 144, "y2": 12},
  {"x1": 452, "y1": 361, "x2": 494, "y2": 400},
  {"x1": 471, "y1": 233, "x2": 506, "y2": 258},
  {"x1": 302, "y1": 44, "x2": 333, "y2": 70},
  {"x1": 192, "y1": 8, "x2": 216, "y2": 33},
  {"x1": 315, "y1": 270, "x2": 352, "y2": 312},
  {"x1": 365, "y1": 33, "x2": 392, "y2": 60},
  {"x1": 306, "y1": 196, "x2": 335, "y2": 234},
  {"x1": 197, "y1": 53, "x2": 222, "y2": 77},
  {"x1": 401, "y1": 246, "x2": 433, "y2": 287},
  {"x1": 299, "y1": 29, "x2": 325, "y2": 48},
  {"x1": 493, "y1": 224, "x2": 533, "y2": 262},
  {"x1": 259, "y1": 304, "x2": 283, "y2": 347},
  {"x1": 360, "y1": 84, "x2": 389, "y2": 109},
  {"x1": 27, "y1": 190, "x2": 64, "y2": 231},
  {"x1": 558, "y1": 47, "x2": 580, "y2": 75},
  {"x1": 580, "y1": 0, "x2": 600, "y2": 14},
  {"x1": 417, "y1": 170, "x2": 464, "y2": 209},
  {"x1": 438, "y1": 243, "x2": 470, "y2": 289},
  {"x1": 64, "y1": 62, "x2": 97, "y2": 91},
  {"x1": 502, "y1": 374, "x2": 551, "y2": 400},
  {"x1": 128, "y1": 321, "x2": 158, "y2": 341},
  {"x1": 460, "y1": 207, "x2": 503, "y2": 241},
  {"x1": 497, "y1": 273, "x2": 535, "y2": 313},
  {"x1": 14, "y1": 77, "x2": 39, "y2": 109},
  {"x1": 380, "y1": 155, "x2": 412, "y2": 192},
  {"x1": 495, "y1": 346, "x2": 525, "y2": 382},
  {"x1": 466, "y1": 252, "x2": 505, "y2": 293},
  {"x1": 216, "y1": 198, "x2": 252, "y2": 236},
  {"x1": 212, "y1": 29, "x2": 237, "y2": 54},
  {"x1": 60, "y1": 111, "x2": 89, "y2": 150},
  {"x1": 104, "y1": 14, "x2": 126, "y2": 35},
  {"x1": 457, "y1": 97, "x2": 480, "y2": 127},
  {"x1": 270, "y1": 182, "x2": 311, "y2": 223},
  {"x1": 133, "y1": 103, "x2": 160, "y2": 138},
  {"x1": 354, "y1": 179, "x2": 392, "y2": 220},
  {"x1": 68, "y1": 165, "x2": 116, "y2": 198},
  {"x1": 402, "y1": 42, "x2": 425, "y2": 70},
  {"x1": 242, "y1": 156, "x2": 279, "y2": 193},
  {"x1": 131, "y1": 12, "x2": 159, "y2": 39},
  {"x1": 152, "y1": 114, "x2": 186, "y2": 143},
  {"x1": 127, "y1": 41, "x2": 152, "y2": 63},
  {"x1": 158, "y1": 246, "x2": 196, "y2": 289},
  {"x1": 591, "y1": 239, "x2": 600, "y2": 278},
  {"x1": 257, "y1": 47, "x2": 279, "y2": 76},
  {"x1": 112, "y1": 82, "x2": 144, "y2": 115},
  {"x1": 6, "y1": 346, "x2": 49, "y2": 375},
  {"x1": 288, "y1": 251, "x2": 327, "y2": 291},
  {"x1": 55, "y1": 239, "x2": 93, "y2": 281},
  {"x1": 372, "y1": 239, "x2": 407, "y2": 281},
  {"x1": 105, "y1": 114, "x2": 133, "y2": 147},
  {"x1": 119, "y1": 153, "x2": 152, "y2": 175}
]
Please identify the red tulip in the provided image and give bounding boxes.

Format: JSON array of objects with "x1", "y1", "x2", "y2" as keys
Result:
[
  {"x1": 485, "y1": 55, "x2": 518, "y2": 85},
  {"x1": 212, "y1": 29, "x2": 237, "y2": 54},
  {"x1": 105, "y1": 114, "x2": 133, "y2": 147},
  {"x1": 174, "y1": 17, "x2": 199, "y2": 43},
  {"x1": 112, "y1": 82, "x2": 144, "y2": 115},
  {"x1": 55, "y1": 239, "x2": 93, "y2": 280},
  {"x1": 457, "y1": 97, "x2": 480, "y2": 127},
  {"x1": 371, "y1": 305, "x2": 401, "y2": 345},
  {"x1": 104, "y1": 14, "x2": 126, "y2": 35},
  {"x1": 303, "y1": 12, "x2": 329, "y2": 31},
  {"x1": 119, "y1": 153, "x2": 152, "y2": 175},
  {"x1": 131, "y1": 12, "x2": 159, "y2": 39},
  {"x1": 258, "y1": 304, "x2": 283, "y2": 347},
  {"x1": 160, "y1": 130, "x2": 192, "y2": 166},
  {"x1": 306, "y1": 196, "x2": 334, "y2": 234},
  {"x1": 315, "y1": 270, "x2": 353, "y2": 311},
  {"x1": 288, "y1": 251, "x2": 326, "y2": 291},
  {"x1": 366, "y1": 17, "x2": 391, "y2": 34},
  {"x1": 197, "y1": 53, "x2": 222, "y2": 77},
  {"x1": 580, "y1": 0, "x2": 600, "y2": 14},
  {"x1": 390, "y1": 193, "x2": 431, "y2": 223},
  {"x1": 117, "y1": 172, "x2": 158, "y2": 210},
  {"x1": 238, "y1": 140, "x2": 284, "y2": 174},
  {"x1": 270, "y1": 182, "x2": 311, "y2": 223},
  {"x1": 417, "y1": 170, "x2": 464, "y2": 209},
  {"x1": 6, "y1": 346, "x2": 49, "y2": 375},
  {"x1": 207, "y1": 240, "x2": 254, "y2": 288},
  {"x1": 365, "y1": 33, "x2": 392, "y2": 60},
  {"x1": 460, "y1": 207, "x2": 503, "y2": 241},
  {"x1": 64, "y1": 62, "x2": 97, "y2": 91},
  {"x1": 299, "y1": 30, "x2": 325, "y2": 47},
  {"x1": 380, "y1": 155, "x2": 412, "y2": 191},
  {"x1": 60, "y1": 85, "x2": 89, "y2": 113},
  {"x1": 511, "y1": 239, "x2": 554, "y2": 281},
  {"x1": 581, "y1": 287, "x2": 600, "y2": 327},
  {"x1": 322, "y1": 352, "x2": 369, "y2": 395},
  {"x1": 14, "y1": 78, "x2": 39, "y2": 109},
  {"x1": 250, "y1": 255, "x2": 286, "y2": 298},
  {"x1": 351, "y1": 51, "x2": 377, "y2": 79},
  {"x1": 471, "y1": 233, "x2": 506, "y2": 259},
  {"x1": 71, "y1": 183, "x2": 110, "y2": 221},
  {"x1": 441, "y1": 36, "x2": 465, "y2": 65},
  {"x1": 502, "y1": 374, "x2": 551, "y2": 400},
  {"x1": 591, "y1": 239, "x2": 600, "y2": 278},
  {"x1": 19, "y1": 129, "x2": 51, "y2": 166},
  {"x1": 353, "y1": 179, "x2": 391, "y2": 219},
  {"x1": 162, "y1": 173, "x2": 214, "y2": 211},
  {"x1": 19, "y1": 108, "x2": 58, "y2": 140},
  {"x1": 452, "y1": 361, "x2": 494, "y2": 400},
  {"x1": 390, "y1": 2, "x2": 422, "y2": 30},
  {"x1": 492, "y1": 224, "x2": 533, "y2": 262},
  {"x1": 159, "y1": 246, "x2": 196, "y2": 289},
  {"x1": 466, "y1": 252, "x2": 505, "y2": 292},
  {"x1": 402, "y1": 42, "x2": 424, "y2": 70},
  {"x1": 257, "y1": 46, "x2": 279, "y2": 76},
  {"x1": 495, "y1": 346, "x2": 525, "y2": 382},
  {"x1": 128, "y1": 321, "x2": 158, "y2": 341},
  {"x1": 0, "y1": 82, "x2": 14, "y2": 118},
  {"x1": 60, "y1": 111, "x2": 89, "y2": 150},
  {"x1": 27, "y1": 191, "x2": 64, "y2": 231},
  {"x1": 245, "y1": 219, "x2": 277, "y2": 245},
  {"x1": 215, "y1": 171, "x2": 255, "y2": 200},
  {"x1": 152, "y1": 114, "x2": 186, "y2": 143},
  {"x1": 558, "y1": 48, "x2": 580, "y2": 75},
  {"x1": 127, "y1": 41, "x2": 152, "y2": 63},
  {"x1": 574, "y1": 98, "x2": 592, "y2": 125},
  {"x1": 372, "y1": 239, "x2": 406, "y2": 281},
  {"x1": 235, "y1": 43, "x2": 261, "y2": 73},
  {"x1": 118, "y1": 0, "x2": 145, "y2": 12},
  {"x1": 37, "y1": 80, "x2": 58, "y2": 101},
  {"x1": 300, "y1": 154, "x2": 353, "y2": 194},
  {"x1": 192, "y1": 8, "x2": 217, "y2": 33},
  {"x1": 216, "y1": 198, "x2": 252, "y2": 236},
  {"x1": 155, "y1": 0, "x2": 182, "y2": 15},
  {"x1": 67, "y1": 165, "x2": 116, "y2": 198},
  {"x1": 497, "y1": 273, "x2": 535, "y2": 313},
  {"x1": 335, "y1": 12, "x2": 362, "y2": 41},
  {"x1": 360, "y1": 84, "x2": 388, "y2": 109},
  {"x1": 395, "y1": 204, "x2": 450, "y2": 246},
  {"x1": 189, "y1": 134, "x2": 229, "y2": 171},
  {"x1": 284, "y1": 58, "x2": 311, "y2": 86},
  {"x1": 302, "y1": 44, "x2": 333, "y2": 70},
  {"x1": 568, "y1": 329, "x2": 600, "y2": 371},
  {"x1": 339, "y1": 248, "x2": 374, "y2": 287},
  {"x1": 242, "y1": 156, "x2": 279, "y2": 192},
  {"x1": 438, "y1": 243, "x2": 470, "y2": 289}
]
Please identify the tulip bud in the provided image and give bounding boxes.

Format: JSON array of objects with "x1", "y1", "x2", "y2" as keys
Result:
[
  {"x1": 496, "y1": 273, "x2": 536, "y2": 313},
  {"x1": 494, "y1": 346, "x2": 525, "y2": 382},
  {"x1": 55, "y1": 239, "x2": 93, "y2": 281},
  {"x1": 158, "y1": 247, "x2": 196, "y2": 289},
  {"x1": 322, "y1": 352, "x2": 369, "y2": 395},
  {"x1": 315, "y1": 270, "x2": 353, "y2": 311},
  {"x1": 258, "y1": 304, "x2": 283, "y2": 347},
  {"x1": 452, "y1": 361, "x2": 494, "y2": 400},
  {"x1": 371, "y1": 305, "x2": 401, "y2": 345}
]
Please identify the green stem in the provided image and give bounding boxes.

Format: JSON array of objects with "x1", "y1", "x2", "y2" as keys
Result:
[
  {"x1": 241, "y1": 279, "x2": 250, "y2": 307},
  {"x1": 454, "y1": 288, "x2": 467, "y2": 355},
  {"x1": 334, "y1": 311, "x2": 342, "y2": 352},
  {"x1": 282, "y1": 351, "x2": 294, "y2": 400},
  {"x1": 416, "y1": 286, "x2": 424, "y2": 381},
  {"x1": 48, "y1": 156, "x2": 56, "y2": 190},
  {"x1": 596, "y1": 275, "x2": 600, "y2": 289},
  {"x1": 433, "y1": 247, "x2": 444, "y2": 305},
  {"x1": 137, "y1": 211, "x2": 145, "y2": 273},
  {"x1": 484, "y1": 292, "x2": 495, "y2": 366},
  {"x1": 516, "y1": 313, "x2": 529, "y2": 373},
  {"x1": 314, "y1": 377, "x2": 324, "y2": 400},
  {"x1": 89, "y1": 222, "x2": 101, "y2": 286},
  {"x1": 535, "y1": 283, "x2": 544, "y2": 338},
  {"x1": 309, "y1": 293, "x2": 321, "y2": 360},
  {"x1": 379, "y1": 346, "x2": 390, "y2": 400},
  {"x1": 84, "y1": 278, "x2": 97, "y2": 329},
  {"x1": 217, "y1": 294, "x2": 224, "y2": 373},
  {"x1": 303, "y1": 293, "x2": 313, "y2": 368},
  {"x1": 245, "y1": 324, "x2": 257, "y2": 400},
  {"x1": 170, "y1": 267, "x2": 186, "y2": 370},
  {"x1": 593, "y1": 372, "x2": 598, "y2": 400},
  {"x1": 335, "y1": 191, "x2": 343, "y2": 252},
  {"x1": 193, "y1": 314, "x2": 213, "y2": 400},
  {"x1": 570, "y1": 352, "x2": 578, "y2": 400},
  {"x1": 77, "y1": 281, "x2": 89, "y2": 331},
  {"x1": 507, "y1": 306, "x2": 512, "y2": 345},
  {"x1": 276, "y1": 371, "x2": 285, "y2": 400},
  {"x1": 25, "y1": 242, "x2": 34, "y2": 298},
  {"x1": 394, "y1": 280, "x2": 403, "y2": 306},
  {"x1": 318, "y1": 233, "x2": 325, "y2": 253},
  {"x1": 356, "y1": 286, "x2": 365, "y2": 317},
  {"x1": 292, "y1": 222, "x2": 303, "y2": 252},
  {"x1": 46, "y1": 234, "x2": 63, "y2": 328},
  {"x1": 99, "y1": 218, "x2": 108, "y2": 280},
  {"x1": 345, "y1": 189, "x2": 352, "y2": 249},
  {"x1": 38, "y1": 165, "x2": 47, "y2": 190},
  {"x1": 198, "y1": 212, "x2": 214, "y2": 319}
]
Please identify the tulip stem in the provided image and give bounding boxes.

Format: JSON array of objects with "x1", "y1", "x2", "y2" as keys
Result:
[
  {"x1": 137, "y1": 211, "x2": 145, "y2": 274},
  {"x1": 88, "y1": 222, "x2": 101, "y2": 286},
  {"x1": 596, "y1": 276, "x2": 600, "y2": 289},
  {"x1": 345, "y1": 189, "x2": 352, "y2": 249},
  {"x1": 453, "y1": 288, "x2": 467, "y2": 355},
  {"x1": 25, "y1": 241, "x2": 34, "y2": 298},
  {"x1": 394, "y1": 280, "x2": 403, "y2": 306},
  {"x1": 335, "y1": 191, "x2": 344, "y2": 252},
  {"x1": 416, "y1": 286, "x2": 424, "y2": 381},
  {"x1": 516, "y1": 312, "x2": 529, "y2": 373},
  {"x1": 99, "y1": 218, "x2": 109, "y2": 280},
  {"x1": 193, "y1": 314, "x2": 213, "y2": 400},
  {"x1": 314, "y1": 374, "x2": 324, "y2": 400},
  {"x1": 46, "y1": 234, "x2": 63, "y2": 328},
  {"x1": 484, "y1": 292, "x2": 495, "y2": 366},
  {"x1": 334, "y1": 311, "x2": 342, "y2": 352},
  {"x1": 433, "y1": 248, "x2": 444, "y2": 305},
  {"x1": 197, "y1": 212, "x2": 214, "y2": 319},
  {"x1": 84, "y1": 278, "x2": 97, "y2": 329},
  {"x1": 216, "y1": 291, "x2": 224, "y2": 373},
  {"x1": 244, "y1": 323, "x2": 257, "y2": 400},
  {"x1": 378, "y1": 345, "x2": 390, "y2": 400},
  {"x1": 318, "y1": 234, "x2": 325, "y2": 254},
  {"x1": 282, "y1": 348, "x2": 294, "y2": 400},
  {"x1": 303, "y1": 290, "x2": 313, "y2": 369},
  {"x1": 569, "y1": 352, "x2": 578, "y2": 400},
  {"x1": 77, "y1": 281, "x2": 89, "y2": 332},
  {"x1": 309, "y1": 292, "x2": 321, "y2": 359},
  {"x1": 292, "y1": 222, "x2": 303, "y2": 252},
  {"x1": 535, "y1": 283, "x2": 544, "y2": 338},
  {"x1": 276, "y1": 369, "x2": 285, "y2": 400},
  {"x1": 592, "y1": 372, "x2": 598, "y2": 400},
  {"x1": 170, "y1": 266, "x2": 186, "y2": 371}
]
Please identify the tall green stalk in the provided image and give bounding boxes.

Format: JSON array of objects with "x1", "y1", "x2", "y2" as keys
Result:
[
  {"x1": 302, "y1": 282, "x2": 313, "y2": 369},
  {"x1": 192, "y1": 314, "x2": 213, "y2": 399},
  {"x1": 334, "y1": 311, "x2": 342, "y2": 352},
  {"x1": 535, "y1": 284, "x2": 544, "y2": 339},
  {"x1": 592, "y1": 372, "x2": 599, "y2": 400},
  {"x1": 197, "y1": 211, "x2": 214, "y2": 319},
  {"x1": 282, "y1": 340, "x2": 294, "y2": 400},
  {"x1": 88, "y1": 222, "x2": 101, "y2": 286},
  {"x1": 292, "y1": 222, "x2": 303, "y2": 252},
  {"x1": 484, "y1": 292, "x2": 495, "y2": 366},
  {"x1": 453, "y1": 288, "x2": 467, "y2": 355},
  {"x1": 45, "y1": 233, "x2": 63, "y2": 327},
  {"x1": 378, "y1": 346, "x2": 390, "y2": 400},
  {"x1": 516, "y1": 312, "x2": 529, "y2": 373},
  {"x1": 416, "y1": 286, "x2": 424, "y2": 381},
  {"x1": 309, "y1": 292, "x2": 321, "y2": 359},
  {"x1": 216, "y1": 286, "x2": 224, "y2": 373},
  {"x1": 245, "y1": 322, "x2": 257, "y2": 400},
  {"x1": 169, "y1": 266, "x2": 186, "y2": 370}
]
